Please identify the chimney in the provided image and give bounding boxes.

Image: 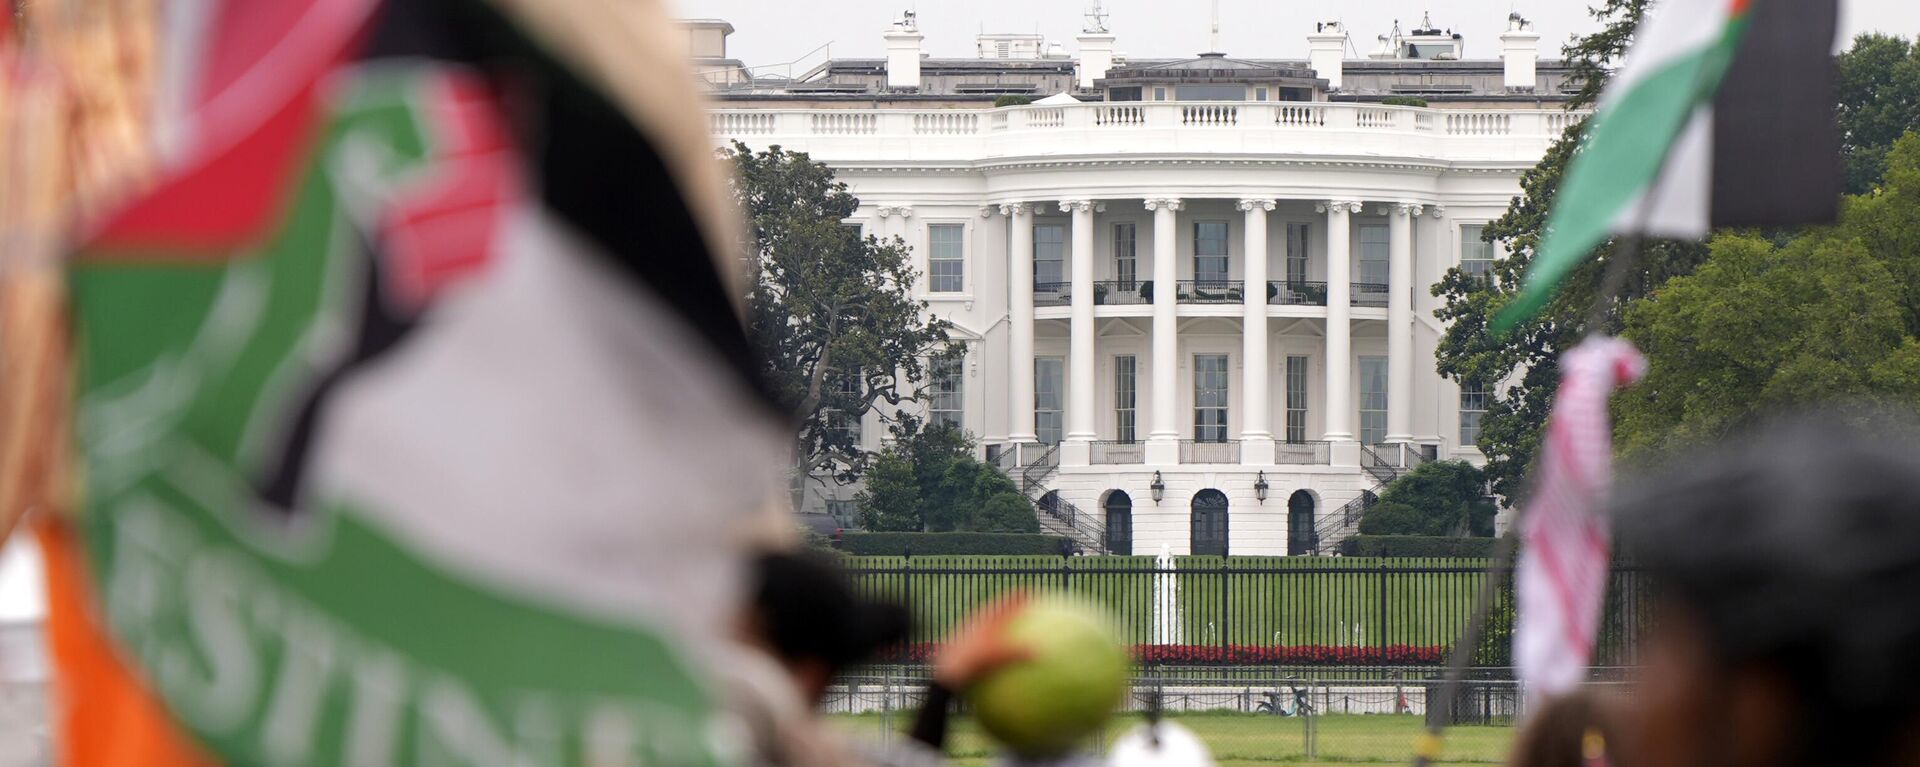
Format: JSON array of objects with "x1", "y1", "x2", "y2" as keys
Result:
[
  {"x1": 1076, "y1": 32, "x2": 1115, "y2": 88},
  {"x1": 1500, "y1": 13, "x2": 1540, "y2": 92},
  {"x1": 1308, "y1": 21, "x2": 1347, "y2": 90},
  {"x1": 884, "y1": 11, "x2": 923, "y2": 90}
]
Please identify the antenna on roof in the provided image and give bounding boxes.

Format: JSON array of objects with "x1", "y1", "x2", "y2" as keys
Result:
[
  {"x1": 1208, "y1": 0, "x2": 1220, "y2": 53},
  {"x1": 1084, "y1": 0, "x2": 1109, "y2": 34}
]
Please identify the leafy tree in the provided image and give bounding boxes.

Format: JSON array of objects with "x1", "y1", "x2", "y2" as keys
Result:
[
  {"x1": 1615, "y1": 133, "x2": 1920, "y2": 455},
  {"x1": 855, "y1": 451, "x2": 921, "y2": 532},
  {"x1": 724, "y1": 142, "x2": 958, "y2": 503},
  {"x1": 855, "y1": 416, "x2": 1037, "y2": 533},
  {"x1": 1837, "y1": 35, "x2": 1920, "y2": 195},
  {"x1": 1358, "y1": 461, "x2": 1497, "y2": 537}
]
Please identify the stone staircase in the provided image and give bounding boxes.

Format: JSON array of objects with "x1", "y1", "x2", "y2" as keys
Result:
[{"x1": 1309, "y1": 443, "x2": 1434, "y2": 554}]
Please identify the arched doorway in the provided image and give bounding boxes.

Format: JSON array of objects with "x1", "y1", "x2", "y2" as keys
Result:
[
  {"x1": 1287, "y1": 490, "x2": 1318, "y2": 556},
  {"x1": 1103, "y1": 490, "x2": 1133, "y2": 555},
  {"x1": 1191, "y1": 489, "x2": 1229, "y2": 557}
]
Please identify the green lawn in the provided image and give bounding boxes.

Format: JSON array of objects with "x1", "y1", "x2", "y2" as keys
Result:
[
  {"x1": 843, "y1": 556, "x2": 1502, "y2": 649},
  {"x1": 827, "y1": 711, "x2": 1514, "y2": 765}
]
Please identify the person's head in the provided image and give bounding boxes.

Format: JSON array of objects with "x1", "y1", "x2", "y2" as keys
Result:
[
  {"x1": 1509, "y1": 688, "x2": 1624, "y2": 767},
  {"x1": 743, "y1": 550, "x2": 909, "y2": 704},
  {"x1": 1612, "y1": 410, "x2": 1920, "y2": 767}
]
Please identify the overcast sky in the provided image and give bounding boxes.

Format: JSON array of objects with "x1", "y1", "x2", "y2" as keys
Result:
[{"x1": 677, "y1": 0, "x2": 1920, "y2": 71}]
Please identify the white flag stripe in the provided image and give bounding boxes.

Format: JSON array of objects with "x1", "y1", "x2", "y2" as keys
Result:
[
  {"x1": 1603, "y1": 0, "x2": 1739, "y2": 107},
  {"x1": 1612, "y1": 107, "x2": 1715, "y2": 238}
]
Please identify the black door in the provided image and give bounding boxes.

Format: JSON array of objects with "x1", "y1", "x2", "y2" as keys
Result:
[
  {"x1": 1191, "y1": 489, "x2": 1229, "y2": 557},
  {"x1": 1288, "y1": 490, "x2": 1318, "y2": 556},
  {"x1": 1104, "y1": 491, "x2": 1133, "y2": 555}
]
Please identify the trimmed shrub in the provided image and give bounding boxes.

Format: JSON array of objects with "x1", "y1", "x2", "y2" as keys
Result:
[
  {"x1": 1336, "y1": 535, "x2": 1499, "y2": 558},
  {"x1": 993, "y1": 95, "x2": 1033, "y2": 108},
  {"x1": 1381, "y1": 96, "x2": 1430, "y2": 107},
  {"x1": 838, "y1": 531, "x2": 1071, "y2": 556}
]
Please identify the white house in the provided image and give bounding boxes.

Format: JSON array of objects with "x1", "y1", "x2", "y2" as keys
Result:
[{"x1": 699, "y1": 10, "x2": 1577, "y2": 556}]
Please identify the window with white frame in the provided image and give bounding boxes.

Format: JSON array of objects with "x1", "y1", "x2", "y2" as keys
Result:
[
  {"x1": 1286, "y1": 223, "x2": 1310, "y2": 285},
  {"x1": 1194, "y1": 354, "x2": 1230, "y2": 443},
  {"x1": 1358, "y1": 224, "x2": 1390, "y2": 288},
  {"x1": 1460, "y1": 224, "x2": 1495, "y2": 278},
  {"x1": 930, "y1": 355, "x2": 964, "y2": 429},
  {"x1": 1359, "y1": 356, "x2": 1388, "y2": 445},
  {"x1": 1460, "y1": 382, "x2": 1489, "y2": 447},
  {"x1": 1194, "y1": 221, "x2": 1230, "y2": 285},
  {"x1": 1034, "y1": 224, "x2": 1066, "y2": 287},
  {"x1": 1036, "y1": 357, "x2": 1065, "y2": 444},
  {"x1": 1285, "y1": 356, "x2": 1309, "y2": 443},
  {"x1": 1114, "y1": 355, "x2": 1138, "y2": 443},
  {"x1": 1113, "y1": 223, "x2": 1138, "y2": 288},
  {"x1": 928, "y1": 223, "x2": 964, "y2": 293},
  {"x1": 826, "y1": 499, "x2": 857, "y2": 526},
  {"x1": 829, "y1": 374, "x2": 862, "y2": 446}
]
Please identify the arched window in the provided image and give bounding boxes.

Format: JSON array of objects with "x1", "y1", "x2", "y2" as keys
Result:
[
  {"x1": 1288, "y1": 490, "x2": 1318, "y2": 556},
  {"x1": 1103, "y1": 490, "x2": 1133, "y2": 556},
  {"x1": 1191, "y1": 489, "x2": 1229, "y2": 557}
]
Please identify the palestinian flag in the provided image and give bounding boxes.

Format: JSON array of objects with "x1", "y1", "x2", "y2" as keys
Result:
[
  {"x1": 1494, "y1": 0, "x2": 1841, "y2": 332},
  {"x1": 49, "y1": 0, "x2": 790, "y2": 764}
]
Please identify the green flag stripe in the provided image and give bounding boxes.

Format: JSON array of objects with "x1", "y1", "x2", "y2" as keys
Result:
[{"x1": 1492, "y1": 16, "x2": 1753, "y2": 334}]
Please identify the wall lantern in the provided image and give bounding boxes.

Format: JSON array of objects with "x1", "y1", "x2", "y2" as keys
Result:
[
  {"x1": 1254, "y1": 471, "x2": 1270, "y2": 502},
  {"x1": 1150, "y1": 471, "x2": 1165, "y2": 502}
]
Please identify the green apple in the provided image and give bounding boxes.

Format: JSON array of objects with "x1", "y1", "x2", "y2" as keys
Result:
[{"x1": 968, "y1": 593, "x2": 1130, "y2": 757}]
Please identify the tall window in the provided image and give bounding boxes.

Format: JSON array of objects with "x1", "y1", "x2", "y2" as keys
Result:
[
  {"x1": 1036, "y1": 357, "x2": 1065, "y2": 444},
  {"x1": 1194, "y1": 354, "x2": 1230, "y2": 443},
  {"x1": 1112, "y1": 223, "x2": 1138, "y2": 288},
  {"x1": 1104, "y1": 491, "x2": 1134, "y2": 556},
  {"x1": 1034, "y1": 224, "x2": 1066, "y2": 286},
  {"x1": 1460, "y1": 224, "x2": 1494, "y2": 278},
  {"x1": 1194, "y1": 221, "x2": 1230, "y2": 285},
  {"x1": 928, "y1": 223, "x2": 964, "y2": 293},
  {"x1": 1114, "y1": 356, "x2": 1138, "y2": 443},
  {"x1": 1286, "y1": 222, "x2": 1311, "y2": 285},
  {"x1": 1191, "y1": 489, "x2": 1229, "y2": 557},
  {"x1": 830, "y1": 374, "x2": 863, "y2": 446},
  {"x1": 930, "y1": 355, "x2": 964, "y2": 429},
  {"x1": 1359, "y1": 356, "x2": 1388, "y2": 445},
  {"x1": 1460, "y1": 382, "x2": 1489, "y2": 447},
  {"x1": 1285, "y1": 355, "x2": 1309, "y2": 443},
  {"x1": 1358, "y1": 224, "x2": 1390, "y2": 287}
]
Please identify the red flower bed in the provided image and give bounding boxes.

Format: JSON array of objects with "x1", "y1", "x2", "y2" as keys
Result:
[{"x1": 873, "y1": 642, "x2": 1445, "y2": 666}]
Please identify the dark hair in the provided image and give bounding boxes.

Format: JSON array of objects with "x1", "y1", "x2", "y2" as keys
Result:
[
  {"x1": 1613, "y1": 410, "x2": 1920, "y2": 765},
  {"x1": 1508, "y1": 689, "x2": 1620, "y2": 767},
  {"x1": 751, "y1": 551, "x2": 910, "y2": 671}
]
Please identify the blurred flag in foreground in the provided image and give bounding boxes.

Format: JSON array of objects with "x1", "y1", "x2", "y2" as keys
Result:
[
  {"x1": 1493, "y1": 0, "x2": 1841, "y2": 332},
  {"x1": 50, "y1": 0, "x2": 790, "y2": 764},
  {"x1": 1514, "y1": 338, "x2": 1645, "y2": 703}
]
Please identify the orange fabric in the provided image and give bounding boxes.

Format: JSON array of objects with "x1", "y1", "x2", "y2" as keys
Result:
[{"x1": 34, "y1": 516, "x2": 215, "y2": 767}]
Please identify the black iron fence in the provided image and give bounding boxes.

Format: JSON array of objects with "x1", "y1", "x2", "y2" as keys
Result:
[{"x1": 842, "y1": 557, "x2": 1652, "y2": 670}]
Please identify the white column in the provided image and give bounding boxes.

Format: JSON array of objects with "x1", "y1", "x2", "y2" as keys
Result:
[
  {"x1": 1145, "y1": 198, "x2": 1182, "y2": 466},
  {"x1": 1006, "y1": 203, "x2": 1036, "y2": 443},
  {"x1": 1317, "y1": 201, "x2": 1361, "y2": 460},
  {"x1": 1386, "y1": 202, "x2": 1420, "y2": 445},
  {"x1": 1063, "y1": 200, "x2": 1101, "y2": 465},
  {"x1": 1239, "y1": 198, "x2": 1277, "y2": 466}
]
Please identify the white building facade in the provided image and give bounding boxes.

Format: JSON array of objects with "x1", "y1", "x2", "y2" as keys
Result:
[{"x1": 702, "y1": 12, "x2": 1577, "y2": 556}]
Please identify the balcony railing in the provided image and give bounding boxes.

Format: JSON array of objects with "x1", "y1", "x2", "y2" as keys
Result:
[
  {"x1": 709, "y1": 103, "x2": 1592, "y2": 166},
  {"x1": 1352, "y1": 282, "x2": 1390, "y2": 308},
  {"x1": 1092, "y1": 280, "x2": 1149, "y2": 305},
  {"x1": 1275, "y1": 440, "x2": 1333, "y2": 465},
  {"x1": 1176, "y1": 280, "x2": 1245, "y2": 304},
  {"x1": 1268, "y1": 280, "x2": 1329, "y2": 307},
  {"x1": 1090, "y1": 440, "x2": 1146, "y2": 464},
  {"x1": 1180, "y1": 439, "x2": 1241, "y2": 464},
  {"x1": 1035, "y1": 281, "x2": 1069, "y2": 307}
]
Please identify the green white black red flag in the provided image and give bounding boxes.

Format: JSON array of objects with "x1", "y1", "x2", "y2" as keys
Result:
[{"x1": 1495, "y1": 0, "x2": 1842, "y2": 331}]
